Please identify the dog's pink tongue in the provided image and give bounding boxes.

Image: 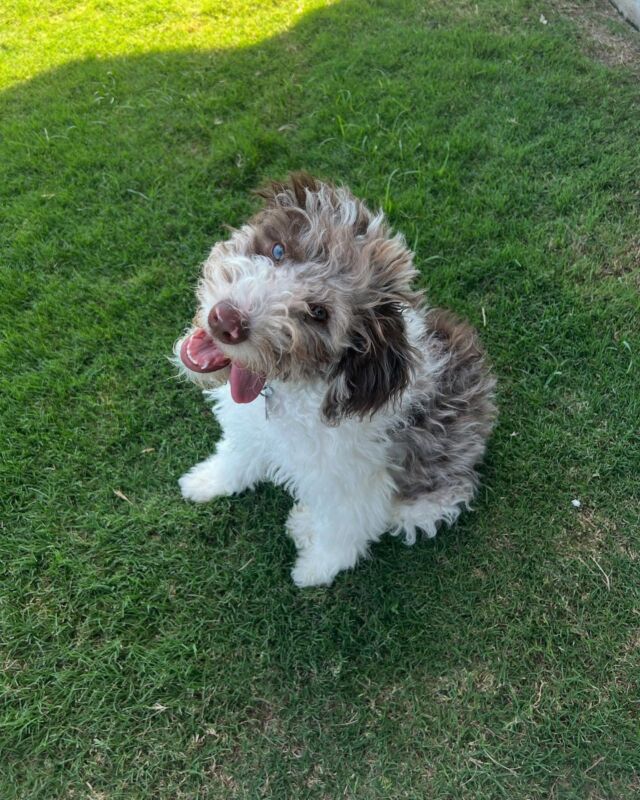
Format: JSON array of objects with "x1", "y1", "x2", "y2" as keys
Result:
[{"x1": 229, "y1": 364, "x2": 266, "y2": 404}]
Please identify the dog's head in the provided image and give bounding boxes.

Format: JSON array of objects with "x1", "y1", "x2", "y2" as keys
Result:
[{"x1": 176, "y1": 173, "x2": 421, "y2": 421}]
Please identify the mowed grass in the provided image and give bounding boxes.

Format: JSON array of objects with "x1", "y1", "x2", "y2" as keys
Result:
[{"x1": 1, "y1": 0, "x2": 639, "y2": 797}]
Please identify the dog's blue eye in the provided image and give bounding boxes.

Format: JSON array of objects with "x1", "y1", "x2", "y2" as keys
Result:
[
  {"x1": 308, "y1": 304, "x2": 329, "y2": 322},
  {"x1": 271, "y1": 242, "x2": 285, "y2": 262}
]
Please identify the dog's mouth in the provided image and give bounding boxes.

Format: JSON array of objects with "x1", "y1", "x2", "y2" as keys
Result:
[{"x1": 179, "y1": 328, "x2": 266, "y2": 403}]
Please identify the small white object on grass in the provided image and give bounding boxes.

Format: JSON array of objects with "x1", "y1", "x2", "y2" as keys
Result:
[{"x1": 571, "y1": 499, "x2": 581, "y2": 508}]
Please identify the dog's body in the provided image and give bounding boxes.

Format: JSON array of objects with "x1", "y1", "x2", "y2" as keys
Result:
[{"x1": 176, "y1": 174, "x2": 496, "y2": 586}]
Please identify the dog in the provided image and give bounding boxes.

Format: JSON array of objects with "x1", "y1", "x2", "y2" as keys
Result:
[{"x1": 174, "y1": 173, "x2": 497, "y2": 587}]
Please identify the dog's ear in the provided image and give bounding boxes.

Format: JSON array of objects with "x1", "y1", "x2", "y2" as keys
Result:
[
  {"x1": 322, "y1": 301, "x2": 415, "y2": 423},
  {"x1": 322, "y1": 232, "x2": 420, "y2": 422}
]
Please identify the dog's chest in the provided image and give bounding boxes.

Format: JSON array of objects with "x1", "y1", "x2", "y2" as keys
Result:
[
  {"x1": 260, "y1": 382, "x2": 390, "y2": 480},
  {"x1": 261, "y1": 382, "x2": 329, "y2": 458}
]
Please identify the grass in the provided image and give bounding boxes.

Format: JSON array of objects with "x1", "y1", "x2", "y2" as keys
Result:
[{"x1": 1, "y1": 0, "x2": 639, "y2": 797}]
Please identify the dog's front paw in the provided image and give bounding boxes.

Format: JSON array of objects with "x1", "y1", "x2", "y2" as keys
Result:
[
  {"x1": 291, "y1": 556, "x2": 334, "y2": 588},
  {"x1": 291, "y1": 548, "x2": 350, "y2": 588},
  {"x1": 178, "y1": 458, "x2": 233, "y2": 503}
]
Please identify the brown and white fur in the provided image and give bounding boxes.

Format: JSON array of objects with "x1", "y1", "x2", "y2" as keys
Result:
[{"x1": 174, "y1": 173, "x2": 497, "y2": 587}]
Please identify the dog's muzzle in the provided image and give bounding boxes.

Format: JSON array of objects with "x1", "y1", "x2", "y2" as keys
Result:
[{"x1": 208, "y1": 302, "x2": 249, "y2": 345}]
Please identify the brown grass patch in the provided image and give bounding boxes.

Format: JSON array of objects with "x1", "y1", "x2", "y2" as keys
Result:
[
  {"x1": 557, "y1": 0, "x2": 640, "y2": 70},
  {"x1": 559, "y1": 506, "x2": 618, "y2": 554},
  {"x1": 598, "y1": 234, "x2": 640, "y2": 282}
]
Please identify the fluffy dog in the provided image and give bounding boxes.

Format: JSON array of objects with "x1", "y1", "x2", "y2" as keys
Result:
[{"x1": 175, "y1": 173, "x2": 496, "y2": 587}]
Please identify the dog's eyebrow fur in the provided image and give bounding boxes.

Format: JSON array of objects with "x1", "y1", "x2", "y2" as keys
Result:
[{"x1": 251, "y1": 214, "x2": 308, "y2": 264}]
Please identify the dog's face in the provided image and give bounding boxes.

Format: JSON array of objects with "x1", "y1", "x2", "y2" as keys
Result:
[{"x1": 177, "y1": 173, "x2": 421, "y2": 420}]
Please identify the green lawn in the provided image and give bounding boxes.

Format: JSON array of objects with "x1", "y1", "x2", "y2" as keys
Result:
[{"x1": 1, "y1": 0, "x2": 639, "y2": 797}]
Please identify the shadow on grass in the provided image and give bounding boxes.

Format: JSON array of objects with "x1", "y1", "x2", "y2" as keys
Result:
[{"x1": 2, "y1": 1, "x2": 640, "y2": 796}]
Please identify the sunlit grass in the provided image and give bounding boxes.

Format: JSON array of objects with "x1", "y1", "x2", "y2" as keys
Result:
[{"x1": 0, "y1": 0, "x2": 334, "y2": 87}]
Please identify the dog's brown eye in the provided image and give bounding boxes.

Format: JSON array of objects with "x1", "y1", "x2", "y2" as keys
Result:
[
  {"x1": 271, "y1": 242, "x2": 285, "y2": 262},
  {"x1": 308, "y1": 304, "x2": 328, "y2": 323}
]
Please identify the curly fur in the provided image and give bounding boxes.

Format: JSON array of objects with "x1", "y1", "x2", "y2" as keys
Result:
[{"x1": 174, "y1": 173, "x2": 497, "y2": 586}]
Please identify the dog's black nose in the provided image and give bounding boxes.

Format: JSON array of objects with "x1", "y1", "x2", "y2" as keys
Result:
[{"x1": 208, "y1": 302, "x2": 249, "y2": 344}]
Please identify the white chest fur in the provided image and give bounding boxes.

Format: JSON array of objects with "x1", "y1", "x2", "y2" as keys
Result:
[{"x1": 208, "y1": 380, "x2": 394, "y2": 508}]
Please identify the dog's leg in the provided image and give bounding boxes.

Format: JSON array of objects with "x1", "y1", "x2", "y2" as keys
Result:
[
  {"x1": 179, "y1": 438, "x2": 268, "y2": 502},
  {"x1": 285, "y1": 504, "x2": 314, "y2": 550},
  {"x1": 289, "y1": 506, "x2": 375, "y2": 587},
  {"x1": 179, "y1": 395, "x2": 269, "y2": 503},
  {"x1": 289, "y1": 482, "x2": 391, "y2": 587}
]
